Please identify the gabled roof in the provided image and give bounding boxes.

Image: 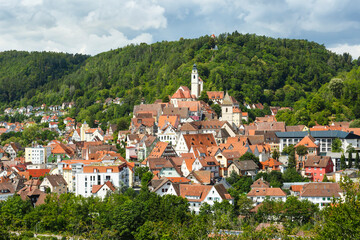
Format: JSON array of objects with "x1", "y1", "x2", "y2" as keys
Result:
[
  {"x1": 148, "y1": 142, "x2": 169, "y2": 158},
  {"x1": 183, "y1": 134, "x2": 217, "y2": 150},
  {"x1": 191, "y1": 170, "x2": 212, "y2": 184},
  {"x1": 300, "y1": 182, "x2": 342, "y2": 197},
  {"x1": 158, "y1": 115, "x2": 180, "y2": 129},
  {"x1": 148, "y1": 158, "x2": 168, "y2": 171},
  {"x1": 247, "y1": 187, "x2": 286, "y2": 197},
  {"x1": 304, "y1": 156, "x2": 332, "y2": 168},
  {"x1": 178, "y1": 101, "x2": 201, "y2": 112},
  {"x1": 92, "y1": 181, "x2": 116, "y2": 194},
  {"x1": 207, "y1": 91, "x2": 224, "y2": 100},
  {"x1": 45, "y1": 174, "x2": 67, "y2": 187},
  {"x1": 261, "y1": 158, "x2": 282, "y2": 168},
  {"x1": 162, "y1": 106, "x2": 189, "y2": 119},
  {"x1": 251, "y1": 178, "x2": 270, "y2": 188},
  {"x1": 220, "y1": 149, "x2": 242, "y2": 160},
  {"x1": 214, "y1": 184, "x2": 233, "y2": 200},
  {"x1": 295, "y1": 135, "x2": 318, "y2": 148},
  {"x1": 232, "y1": 160, "x2": 259, "y2": 171},
  {"x1": 179, "y1": 184, "x2": 212, "y2": 202},
  {"x1": 171, "y1": 86, "x2": 192, "y2": 99}
]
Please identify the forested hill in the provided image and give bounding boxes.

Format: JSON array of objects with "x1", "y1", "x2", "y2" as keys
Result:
[
  {"x1": 0, "y1": 32, "x2": 357, "y2": 126},
  {"x1": 0, "y1": 51, "x2": 89, "y2": 104}
]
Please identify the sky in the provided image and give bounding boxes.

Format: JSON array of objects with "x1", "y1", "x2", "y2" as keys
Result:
[{"x1": 0, "y1": 0, "x2": 360, "y2": 59}]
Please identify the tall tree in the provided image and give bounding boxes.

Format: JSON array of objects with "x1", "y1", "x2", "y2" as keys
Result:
[
  {"x1": 355, "y1": 152, "x2": 360, "y2": 169},
  {"x1": 331, "y1": 138, "x2": 342, "y2": 152},
  {"x1": 272, "y1": 149, "x2": 280, "y2": 160},
  {"x1": 340, "y1": 154, "x2": 346, "y2": 170}
]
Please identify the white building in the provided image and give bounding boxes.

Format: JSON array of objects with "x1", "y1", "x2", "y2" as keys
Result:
[
  {"x1": 25, "y1": 146, "x2": 51, "y2": 165},
  {"x1": 276, "y1": 130, "x2": 360, "y2": 153},
  {"x1": 299, "y1": 182, "x2": 344, "y2": 210},
  {"x1": 179, "y1": 184, "x2": 233, "y2": 214},
  {"x1": 190, "y1": 64, "x2": 203, "y2": 99},
  {"x1": 150, "y1": 182, "x2": 233, "y2": 214},
  {"x1": 247, "y1": 187, "x2": 287, "y2": 206},
  {"x1": 75, "y1": 163, "x2": 129, "y2": 197}
]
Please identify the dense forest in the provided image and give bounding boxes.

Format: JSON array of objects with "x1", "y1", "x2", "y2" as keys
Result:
[{"x1": 1, "y1": 31, "x2": 359, "y2": 128}]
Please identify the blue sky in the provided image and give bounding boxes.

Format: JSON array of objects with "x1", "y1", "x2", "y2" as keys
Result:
[{"x1": 0, "y1": 0, "x2": 359, "y2": 58}]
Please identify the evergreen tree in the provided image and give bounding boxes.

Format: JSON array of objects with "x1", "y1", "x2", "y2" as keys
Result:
[
  {"x1": 322, "y1": 174, "x2": 329, "y2": 182},
  {"x1": 340, "y1": 154, "x2": 346, "y2": 170},
  {"x1": 348, "y1": 150, "x2": 353, "y2": 168},
  {"x1": 356, "y1": 152, "x2": 360, "y2": 169}
]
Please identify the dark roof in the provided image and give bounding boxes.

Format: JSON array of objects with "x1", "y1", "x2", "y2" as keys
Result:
[
  {"x1": 45, "y1": 174, "x2": 67, "y2": 187},
  {"x1": 276, "y1": 130, "x2": 360, "y2": 139},
  {"x1": 232, "y1": 160, "x2": 259, "y2": 171},
  {"x1": 304, "y1": 156, "x2": 332, "y2": 168}
]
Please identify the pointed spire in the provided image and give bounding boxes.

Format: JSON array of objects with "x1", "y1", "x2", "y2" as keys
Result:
[{"x1": 222, "y1": 91, "x2": 232, "y2": 105}]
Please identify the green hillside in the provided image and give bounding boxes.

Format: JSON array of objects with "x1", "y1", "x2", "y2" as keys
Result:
[
  {"x1": 0, "y1": 51, "x2": 88, "y2": 105},
  {"x1": 0, "y1": 32, "x2": 358, "y2": 126}
]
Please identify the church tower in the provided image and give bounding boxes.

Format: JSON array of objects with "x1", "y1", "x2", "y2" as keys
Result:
[
  {"x1": 221, "y1": 92, "x2": 233, "y2": 123},
  {"x1": 191, "y1": 64, "x2": 200, "y2": 98},
  {"x1": 80, "y1": 121, "x2": 90, "y2": 141}
]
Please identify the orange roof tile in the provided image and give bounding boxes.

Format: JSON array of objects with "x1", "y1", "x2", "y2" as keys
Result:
[
  {"x1": 158, "y1": 115, "x2": 180, "y2": 129},
  {"x1": 148, "y1": 142, "x2": 169, "y2": 158},
  {"x1": 294, "y1": 135, "x2": 318, "y2": 148},
  {"x1": 183, "y1": 134, "x2": 217, "y2": 150}
]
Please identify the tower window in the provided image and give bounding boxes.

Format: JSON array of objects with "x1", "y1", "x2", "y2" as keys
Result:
[
  {"x1": 193, "y1": 75, "x2": 195, "y2": 79},
  {"x1": 226, "y1": 108, "x2": 228, "y2": 113}
]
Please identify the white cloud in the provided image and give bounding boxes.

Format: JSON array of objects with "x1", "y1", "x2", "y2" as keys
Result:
[
  {"x1": 0, "y1": 0, "x2": 360, "y2": 56},
  {"x1": 0, "y1": 0, "x2": 166, "y2": 55},
  {"x1": 328, "y1": 44, "x2": 360, "y2": 60}
]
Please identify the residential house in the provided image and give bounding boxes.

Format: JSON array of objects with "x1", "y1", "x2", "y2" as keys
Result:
[
  {"x1": 261, "y1": 158, "x2": 282, "y2": 172},
  {"x1": 158, "y1": 125, "x2": 179, "y2": 146},
  {"x1": 187, "y1": 171, "x2": 213, "y2": 185},
  {"x1": 149, "y1": 178, "x2": 181, "y2": 197},
  {"x1": 247, "y1": 187, "x2": 286, "y2": 206},
  {"x1": 92, "y1": 181, "x2": 116, "y2": 199},
  {"x1": 147, "y1": 142, "x2": 177, "y2": 160},
  {"x1": 294, "y1": 134, "x2": 320, "y2": 169},
  {"x1": 178, "y1": 184, "x2": 233, "y2": 214},
  {"x1": 4, "y1": 142, "x2": 23, "y2": 160},
  {"x1": 170, "y1": 86, "x2": 194, "y2": 107},
  {"x1": 299, "y1": 182, "x2": 343, "y2": 210},
  {"x1": 40, "y1": 174, "x2": 68, "y2": 194},
  {"x1": 131, "y1": 117, "x2": 157, "y2": 135},
  {"x1": 207, "y1": 91, "x2": 224, "y2": 104},
  {"x1": 228, "y1": 160, "x2": 259, "y2": 179},
  {"x1": 303, "y1": 156, "x2": 334, "y2": 182},
  {"x1": 162, "y1": 106, "x2": 190, "y2": 123},
  {"x1": 175, "y1": 133, "x2": 217, "y2": 155}
]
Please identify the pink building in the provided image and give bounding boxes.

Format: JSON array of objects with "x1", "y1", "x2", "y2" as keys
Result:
[{"x1": 304, "y1": 156, "x2": 334, "y2": 182}]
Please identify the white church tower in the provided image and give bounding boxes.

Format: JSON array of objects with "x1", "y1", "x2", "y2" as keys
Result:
[{"x1": 191, "y1": 64, "x2": 203, "y2": 98}]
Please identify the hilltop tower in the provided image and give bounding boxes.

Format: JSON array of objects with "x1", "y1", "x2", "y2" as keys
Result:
[{"x1": 191, "y1": 64, "x2": 203, "y2": 98}]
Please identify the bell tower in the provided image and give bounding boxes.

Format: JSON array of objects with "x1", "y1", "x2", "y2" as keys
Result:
[{"x1": 191, "y1": 64, "x2": 200, "y2": 98}]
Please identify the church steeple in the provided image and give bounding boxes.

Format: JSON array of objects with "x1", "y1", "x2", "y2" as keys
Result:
[{"x1": 191, "y1": 64, "x2": 200, "y2": 98}]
